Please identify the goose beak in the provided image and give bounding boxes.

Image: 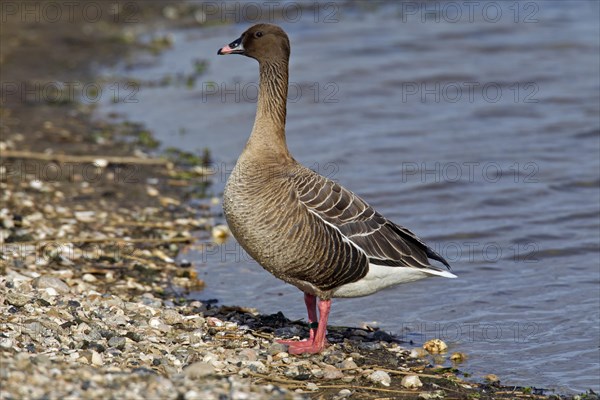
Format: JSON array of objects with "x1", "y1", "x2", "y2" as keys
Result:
[{"x1": 218, "y1": 37, "x2": 244, "y2": 55}]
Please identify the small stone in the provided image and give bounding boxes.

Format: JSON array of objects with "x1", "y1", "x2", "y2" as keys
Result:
[
  {"x1": 146, "y1": 186, "x2": 159, "y2": 197},
  {"x1": 32, "y1": 276, "x2": 70, "y2": 294},
  {"x1": 306, "y1": 382, "x2": 319, "y2": 391},
  {"x1": 162, "y1": 309, "x2": 183, "y2": 325},
  {"x1": 74, "y1": 211, "x2": 95, "y2": 223},
  {"x1": 29, "y1": 180, "x2": 43, "y2": 190},
  {"x1": 368, "y1": 370, "x2": 391, "y2": 386},
  {"x1": 484, "y1": 374, "x2": 500, "y2": 383},
  {"x1": 93, "y1": 159, "x2": 108, "y2": 168},
  {"x1": 108, "y1": 336, "x2": 126, "y2": 350},
  {"x1": 419, "y1": 390, "x2": 446, "y2": 399},
  {"x1": 409, "y1": 348, "x2": 428, "y2": 358},
  {"x1": 0, "y1": 338, "x2": 13, "y2": 349},
  {"x1": 340, "y1": 358, "x2": 358, "y2": 370},
  {"x1": 322, "y1": 365, "x2": 344, "y2": 380},
  {"x1": 149, "y1": 318, "x2": 163, "y2": 328},
  {"x1": 238, "y1": 349, "x2": 257, "y2": 362},
  {"x1": 244, "y1": 361, "x2": 267, "y2": 373},
  {"x1": 91, "y1": 351, "x2": 103, "y2": 366},
  {"x1": 337, "y1": 389, "x2": 352, "y2": 398},
  {"x1": 6, "y1": 292, "x2": 29, "y2": 307},
  {"x1": 206, "y1": 317, "x2": 223, "y2": 327},
  {"x1": 324, "y1": 351, "x2": 344, "y2": 365},
  {"x1": 423, "y1": 339, "x2": 447, "y2": 354},
  {"x1": 284, "y1": 365, "x2": 300, "y2": 378},
  {"x1": 401, "y1": 374, "x2": 423, "y2": 390},
  {"x1": 450, "y1": 352, "x2": 467, "y2": 363},
  {"x1": 82, "y1": 274, "x2": 97, "y2": 283},
  {"x1": 125, "y1": 332, "x2": 142, "y2": 342},
  {"x1": 358, "y1": 342, "x2": 381, "y2": 351},
  {"x1": 211, "y1": 225, "x2": 230, "y2": 244},
  {"x1": 184, "y1": 362, "x2": 215, "y2": 379},
  {"x1": 267, "y1": 343, "x2": 287, "y2": 355}
]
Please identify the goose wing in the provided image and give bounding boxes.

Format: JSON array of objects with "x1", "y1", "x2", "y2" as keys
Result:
[{"x1": 292, "y1": 167, "x2": 452, "y2": 272}]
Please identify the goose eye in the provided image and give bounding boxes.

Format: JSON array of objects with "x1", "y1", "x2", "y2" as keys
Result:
[{"x1": 255, "y1": 31, "x2": 263, "y2": 38}]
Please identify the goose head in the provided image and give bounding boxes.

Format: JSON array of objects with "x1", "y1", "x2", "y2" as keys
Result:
[{"x1": 218, "y1": 24, "x2": 290, "y2": 63}]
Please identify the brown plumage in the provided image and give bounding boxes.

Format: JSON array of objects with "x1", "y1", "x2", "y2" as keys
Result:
[{"x1": 218, "y1": 24, "x2": 456, "y2": 354}]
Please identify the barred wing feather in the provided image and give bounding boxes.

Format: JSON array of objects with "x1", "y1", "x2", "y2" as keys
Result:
[{"x1": 292, "y1": 168, "x2": 452, "y2": 272}]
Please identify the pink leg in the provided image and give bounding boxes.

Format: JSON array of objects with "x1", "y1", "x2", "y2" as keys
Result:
[
  {"x1": 277, "y1": 293, "x2": 318, "y2": 345},
  {"x1": 283, "y1": 299, "x2": 331, "y2": 355},
  {"x1": 305, "y1": 293, "x2": 318, "y2": 341}
]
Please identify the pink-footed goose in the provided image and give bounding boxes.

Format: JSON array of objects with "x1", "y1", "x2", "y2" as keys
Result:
[{"x1": 218, "y1": 24, "x2": 456, "y2": 354}]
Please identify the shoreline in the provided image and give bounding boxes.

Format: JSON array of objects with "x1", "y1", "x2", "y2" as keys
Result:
[{"x1": 0, "y1": 2, "x2": 593, "y2": 399}]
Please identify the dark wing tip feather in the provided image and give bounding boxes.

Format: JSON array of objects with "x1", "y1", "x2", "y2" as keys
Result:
[
  {"x1": 425, "y1": 247, "x2": 452, "y2": 270},
  {"x1": 390, "y1": 223, "x2": 452, "y2": 270}
]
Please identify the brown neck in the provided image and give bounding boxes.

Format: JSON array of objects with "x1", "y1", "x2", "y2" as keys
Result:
[{"x1": 246, "y1": 59, "x2": 290, "y2": 159}]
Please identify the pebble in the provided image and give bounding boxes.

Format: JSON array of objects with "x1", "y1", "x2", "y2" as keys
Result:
[
  {"x1": 211, "y1": 225, "x2": 230, "y2": 243},
  {"x1": 339, "y1": 358, "x2": 358, "y2": 370},
  {"x1": 184, "y1": 362, "x2": 215, "y2": 379},
  {"x1": 368, "y1": 370, "x2": 391, "y2": 386},
  {"x1": 74, "y1": 211, "x2": 96, "y2": 223},
  {"x1": 146, "y1": 186, "x2": 159, "y2": 197},
  {"x1": 32, "y1": 276, "x2": 70, "y2": 294},
  {"x1": 6, "y1": 292, "x2": 29, "y2": 307},
  {"x1": 82, "y1": 274, "x2": 97, "y2": 283},
  {"x1": 108, "y1": 336, "x2": 126, "y2": 350},
  {"x1": 93, "y1": 159, "x2": 108, "y2": 168},
  {"x1": 409, "y1": 348, "x2": 429, "y2": 358},
  {"x1": 267, "y1": 343, "x2": 287, "y2": 355},
  {"x1": 238, "y1": 349, "x2": 258, "y2": 362},
  {"x1": 322, "y1": 364, "x2": 344, "y2": 380},
  {"x1": 450, "y1": 352, "x2": 467, "y2": 363},
  {"x1": 484, "y1": 373, "x2": 500, "y2": 383},
  {"x1": 401, "y1": 374, "x2": 423, "y2": 389},
  {"x1": 44, "y1": 287, "x2": 59, "y2": 297},
  {"x1": 244, "y1": 361, "x2": 267, "y2": 374},
  {"x1": 423, "y1": 338, "x2": 448, "y2": 354},
  {"x1": 162, "y1": 309, "x2": 183, "y2": 325},
  {"x1": 419, "y1": 390, "x2": 446, "y2": 399},
  {"x1": 206, "y1": 317, "x2": 223, "y2": 327},
  {"x1": 358, "y1": 342, "x2": 381, "y2": 351},
  {"x1": 91, "y1": 351, "x2": 103, "y2": 366}
]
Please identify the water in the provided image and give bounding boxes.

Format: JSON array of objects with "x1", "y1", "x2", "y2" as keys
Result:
[{"x1": 99, "y1": 1, "x2": 600, "y2": 393}]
